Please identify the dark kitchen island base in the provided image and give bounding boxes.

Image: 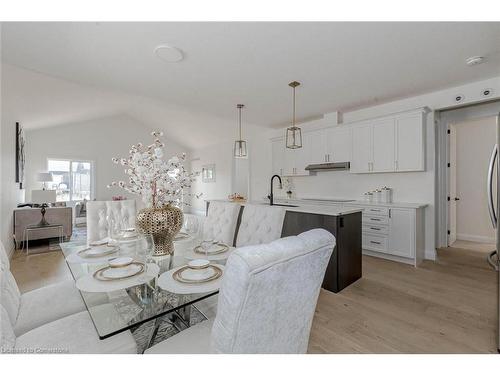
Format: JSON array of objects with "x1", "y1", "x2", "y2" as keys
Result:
[{"x1": 281, "y1": 210, "x2": 362, "y2": 293}]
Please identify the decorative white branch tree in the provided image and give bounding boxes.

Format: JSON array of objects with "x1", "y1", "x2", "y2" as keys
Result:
[{"x1": 107, "y1": 131, "x2": 200, "y2": 208}]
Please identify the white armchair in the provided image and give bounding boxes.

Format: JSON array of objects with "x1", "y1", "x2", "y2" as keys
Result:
[
  {"x1": 235, "y1": 204, "x2": 286, "y2": 247},
  {"x1": 202, "y1": 201, "x2": 241, "y2": 246},
  {"x1": 86, "y1": 200, "x2": 136, "y2": 243},
  {"x1": 146, "y1": 228, "x2": 335, "y2": 354}
]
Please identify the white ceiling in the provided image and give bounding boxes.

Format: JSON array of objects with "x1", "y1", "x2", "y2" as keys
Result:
[{"x1": 2, "y1": 22, "x2": 500, "y2": 130}]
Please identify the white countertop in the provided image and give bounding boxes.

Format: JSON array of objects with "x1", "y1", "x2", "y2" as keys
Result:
[
  {"x1": 271, "y1": 196, "x2": 428, "y2": 209},
  {"x1": 207, "y1": 196, "x2": 428, "y2": 214},
  {"x1": 207, "y1": 199, "x2": 363, "y2": 216}
]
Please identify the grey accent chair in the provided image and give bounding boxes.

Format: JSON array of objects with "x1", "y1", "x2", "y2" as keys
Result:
[{"x1": 146, "y1": 228, "x2": 335, "y2": 354}]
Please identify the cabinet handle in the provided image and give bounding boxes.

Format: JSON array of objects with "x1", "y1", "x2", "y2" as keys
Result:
[
  {"x1": 395, "y1": 160, "x2": 398, "y2": 170},
  {"x1": 327, "y1": 154, "x2": 330, "y2": 162},
  {"x1": 370, "y1": 209, "x2": 381, "y2": 212},
  {"x1": 370, "y1": 218, "x2": 381, "y2": 221},
  {"x1": 370, "y1": 227, "x2": 381, "y2": 231},
  {"x1": 370, "y1": 241, "x2": 381, "y2": 245},
  {"x1": 389, "y1": 209, "x2": 391, "y2": 218}
]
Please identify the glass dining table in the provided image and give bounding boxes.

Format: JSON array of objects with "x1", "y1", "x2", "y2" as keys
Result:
[{"x1": 60, "y1": 236, "x2": 224, "y2": 352}]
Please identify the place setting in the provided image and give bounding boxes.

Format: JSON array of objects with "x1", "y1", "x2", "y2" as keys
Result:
[
  {"x1": 76, "y1": 255, "x2": 160, "y2": 293},
  {"x1": 183, "y1": 238, "x2": 234, "y2": 261},
  {"x1": 157, "y1": 258, "x2": 224, "y2": 294},
  {"x1": 66, "y1": 241, "x2": 120, "y2": 264}
]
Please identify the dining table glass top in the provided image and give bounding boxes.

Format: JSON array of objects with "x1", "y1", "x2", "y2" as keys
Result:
[{"x1": 60, "y1": 236, "x2": 225, "y2": 340}]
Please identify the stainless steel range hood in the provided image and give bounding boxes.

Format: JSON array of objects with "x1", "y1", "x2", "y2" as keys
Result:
[{"x1": 305, "y1": 162, "x2": 350, "y2": 171}]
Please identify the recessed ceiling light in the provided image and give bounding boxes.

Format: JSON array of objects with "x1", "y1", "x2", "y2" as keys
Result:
[
  {"x1": 465, "y1": 56, "x2": 485, "y2": 66},
  {"x1": 154, "y1": 45, "x2": 184, "y2": 63}
]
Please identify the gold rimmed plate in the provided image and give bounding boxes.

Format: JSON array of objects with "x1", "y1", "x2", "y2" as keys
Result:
[
  {"x1": 77, "y1": 245, "x2": 118, "y2": 258},
  {"x1": 172, "y1": 264, "x2": 223, "y2": 284},
  {"x1": 193, "y1": 243, "x2": 229, "y2": 255},
  {"x1": 93, "y1": 262, "x2": 145, "y2": 281}
]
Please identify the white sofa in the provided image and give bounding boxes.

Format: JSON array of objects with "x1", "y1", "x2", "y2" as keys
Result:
[
  {"x1": 86, "y1": 200, "x2": 136, "y2": 243},
  {"x1": 146, "y1": 228, "x2": 335, "y2": 354}
]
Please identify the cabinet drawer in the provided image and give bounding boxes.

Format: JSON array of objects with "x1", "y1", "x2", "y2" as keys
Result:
[
  {"x1": 363, "y1": 224, "x2": 389, "y2": 235},
  {"x1": 362, "y1": 234, "x2": 388, "y2": 251},
  {"x1": 364, "y1": 207, "x2": 389, "y2": 216},
  {"x1": 363, "y1": 215, "x2": 389, "y2": 225}
]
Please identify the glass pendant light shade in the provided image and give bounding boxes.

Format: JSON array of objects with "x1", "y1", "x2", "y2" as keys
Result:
[
  {"x1": 286, "y1": 126, "x2": 302, "y2": 149},
  {"x1": 234, "y1": 104, "x2": 248, "y2": 158},
  {"x1": 234, "y1": 139, "x2": 248, "y2": 158},
  {"x1": 286, "y1": 81, "x2": 302, "y2": 149}
]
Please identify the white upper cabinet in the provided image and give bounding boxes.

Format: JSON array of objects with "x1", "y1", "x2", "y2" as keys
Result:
[
  {"x1": 372, "y1": 119, "x2": 396, "y2": 172},
  {"x1": 307, "y1": 129, "x2": 328, "y2": 163},
  {"x1": 351, "y1": 124, "x2": 372, "y2": 173},
  {"x1": 272, "y1": 135, "x2": 309, "y2": 177},
  {"x1": 395, "y1": 113, "x2": 425, "y2": 171},
  {"x1": 270, "y1": 108, "x2": 427, "y2": 176},
  {"x1": 326, "y1": 127, "x2": 351, "y2": 162},
  {"x1": 271, "y1": 138, "x2": 285, "y2": 176},
  {"x1": 350, "y1": 108, "x2": 427, "y2": 174}
]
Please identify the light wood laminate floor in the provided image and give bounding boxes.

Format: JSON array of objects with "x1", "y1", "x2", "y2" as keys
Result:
[{"x1": 10, "y1": 241, "x2": 498, "y2": 353}]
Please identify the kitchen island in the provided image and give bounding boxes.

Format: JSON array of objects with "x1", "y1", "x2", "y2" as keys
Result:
[{"x1": 206, "y1": 200, "x2": 363, "y2": 293}]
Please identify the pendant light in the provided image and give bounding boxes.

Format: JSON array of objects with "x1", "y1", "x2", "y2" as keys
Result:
[
  {"x1": 233, "y1": 104, "x2": 248, "y2": 158},
  {"x1": 286, "y1": 81, "x2": 302, "y2": 149}
]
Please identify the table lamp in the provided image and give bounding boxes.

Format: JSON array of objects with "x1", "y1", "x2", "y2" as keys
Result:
[
  {"x1": 32, "y1": 189, "x2": 57, "y2": 226},
  {"x1": 37, "y1": 172, "x2": 53, "y2": 190}
]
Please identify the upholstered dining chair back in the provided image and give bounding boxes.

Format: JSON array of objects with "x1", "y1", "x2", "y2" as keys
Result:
[
  {"x1": 210, "y1": 228, "x2": 335, "y2": 353},
  {"x1": 202, "y1": 201, "x2": 241, "y2": 246},
  {"x1": 235, "y1": 204, "x2": 286, "y2": 247},
  {"x1": 86, "y1": 200, "x2": 137, "y2": 242},
  {"x1": 0, "y1": 242, "x2": 10, "y2": 270}
]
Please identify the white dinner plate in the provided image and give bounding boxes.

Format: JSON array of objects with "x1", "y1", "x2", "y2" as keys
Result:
[
  {"x1": 158, "y1": 264, "x2": 225, "y2": 294},
  {"x1": 101, "y1": 263, "x2": 144, "y2": 280}
]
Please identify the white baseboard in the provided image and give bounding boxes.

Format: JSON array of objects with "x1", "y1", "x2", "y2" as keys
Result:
[{"x1": 456, "y1": 233, "x2": 495, "y2": 244}]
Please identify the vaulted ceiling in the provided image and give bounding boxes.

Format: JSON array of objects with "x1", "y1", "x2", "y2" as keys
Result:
[{"x1": 2, "y1": 22, "x2": 500, "y2": 148}]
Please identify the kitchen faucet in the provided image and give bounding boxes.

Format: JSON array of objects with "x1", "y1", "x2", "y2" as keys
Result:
[{"x1": 269, "y1": 174, "x2": 282, "y2": 206}]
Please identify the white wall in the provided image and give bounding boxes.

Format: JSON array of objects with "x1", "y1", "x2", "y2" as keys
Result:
[
  {"x1": 454, "y1": 116, "x2": 497, "y2": 243},
  {"x1": 190, "y1": 140, "x2": 234, "y2": 214},
  {"x1": 24, "y1": 115, "x2": 189, "y2": 203}
]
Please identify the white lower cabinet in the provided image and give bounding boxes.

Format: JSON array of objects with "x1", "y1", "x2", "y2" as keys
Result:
[{"x1": 347, "y1": 204, "x2": 424, "y2": 266}]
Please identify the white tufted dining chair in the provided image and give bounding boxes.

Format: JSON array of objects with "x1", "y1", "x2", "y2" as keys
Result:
[
  {"x1": 146, "y1": 228, "x2": 335, "y2": 354},
  {"x1": 202, "y1": 201, "x2": 241, "y2": 246},
  {"x1": 86, "y1": 200, "x2": 137, "y2": 243},
  {"x1": 235, "y1": 204, "x2": 286, "y2": 247},
  {"x1": 0, "y1": 242, "x2": 86, "y2": 336}
]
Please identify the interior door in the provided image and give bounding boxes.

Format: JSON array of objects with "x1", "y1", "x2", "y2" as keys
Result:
[
  {"x1": 372, "y1": 119, "x2": 396, "y2": 172},
  {"x1": 448, "y1": 125, "x2": 457, "y2": 245}
]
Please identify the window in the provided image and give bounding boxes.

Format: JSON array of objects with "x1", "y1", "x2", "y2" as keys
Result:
[{"x1": 47, "y1": 159, "x2": 94, "y2": 202}]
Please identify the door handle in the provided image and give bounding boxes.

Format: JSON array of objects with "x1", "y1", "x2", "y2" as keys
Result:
[
  {"x1": 487, "y1": 250, "x2": 499, "y2": 271},
  {"x1": 454, "y1": 197, "x2": 460, "y2": 201},
  {"x1": 487, "y1": 144, "x2": 497, "y2": 228}
]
